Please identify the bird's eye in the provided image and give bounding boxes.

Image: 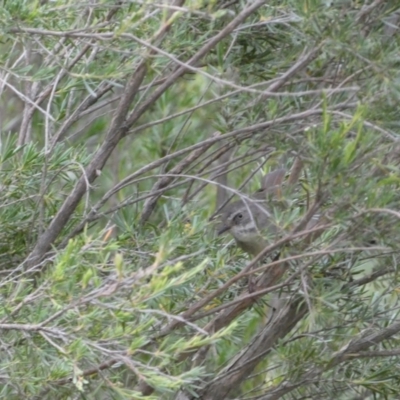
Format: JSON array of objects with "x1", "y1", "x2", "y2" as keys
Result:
[{"x1": 236, "y1": 213, "x2": 243, "y2": 219}]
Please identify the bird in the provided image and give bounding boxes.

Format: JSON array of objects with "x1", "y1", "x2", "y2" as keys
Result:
[
  {"x1": 217, "y1": 198, "x2": 275, "y2": 256},
  {"x1": 217, "y1": 168, "x2": 286, "y2": 257}
]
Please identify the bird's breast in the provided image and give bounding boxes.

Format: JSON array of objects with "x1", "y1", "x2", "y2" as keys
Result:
[{"x1": 235, "y1": 236, "x2": 268, "y2": 256}]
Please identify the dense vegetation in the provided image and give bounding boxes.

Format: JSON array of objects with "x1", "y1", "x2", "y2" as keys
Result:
[{"x1": 1, "y1": 0, "x2": 400, "y2": 399}]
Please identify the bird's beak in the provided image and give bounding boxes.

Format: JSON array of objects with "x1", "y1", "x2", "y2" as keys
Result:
[{"x1": 217, "y1": 225, "x2": 230, "y2": 236}]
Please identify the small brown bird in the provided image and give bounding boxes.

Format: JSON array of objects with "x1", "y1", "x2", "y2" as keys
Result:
[
  {"x1": 217, "y1": 199, "x2": 275, "y2": 256},
  {"x1": 217, "y1": 169, "x2": 286, "y2": 256}
]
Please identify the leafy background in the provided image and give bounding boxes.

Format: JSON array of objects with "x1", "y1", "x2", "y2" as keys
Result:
[{"x1": 1, "y1": 0, "x2": 400, "y2": 399}]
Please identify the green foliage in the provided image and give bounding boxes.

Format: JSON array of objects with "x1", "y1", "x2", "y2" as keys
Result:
[
  {"x1": 0, "y1": 138, "x2": 89, "y2": 266},
  {"x1": 1, "y1": 0, "x2": 400, "y2": 399}
]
